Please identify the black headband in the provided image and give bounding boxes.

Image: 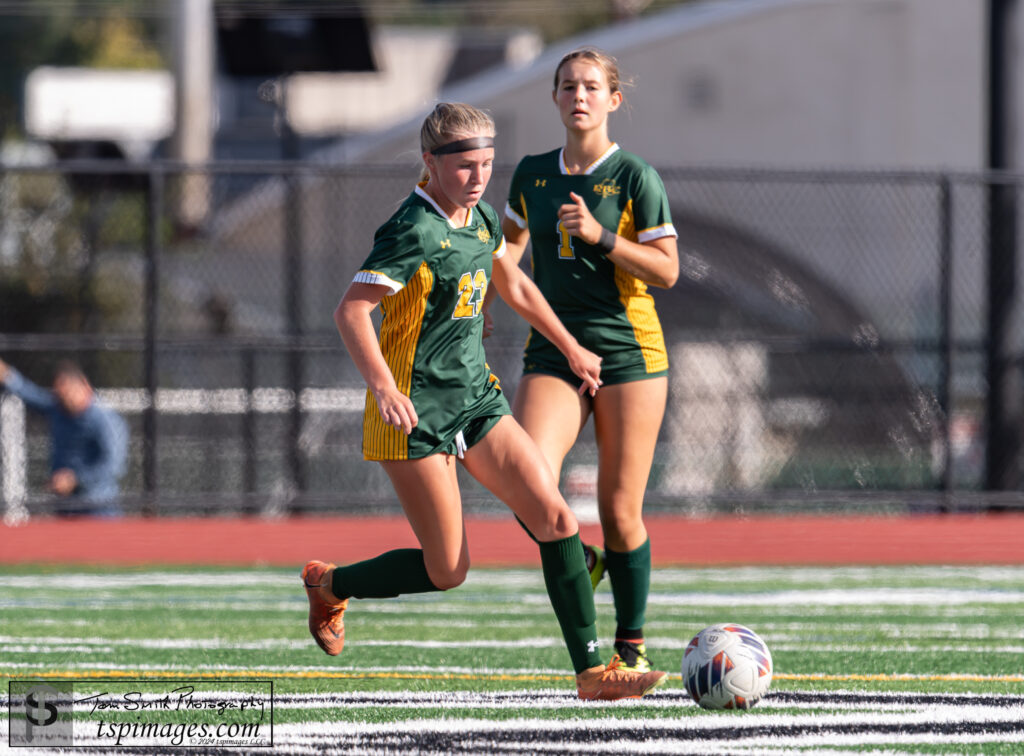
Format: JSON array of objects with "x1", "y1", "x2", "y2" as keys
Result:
[{"x1": 430, "y1": 136, "x2": 494, "y2": 155}]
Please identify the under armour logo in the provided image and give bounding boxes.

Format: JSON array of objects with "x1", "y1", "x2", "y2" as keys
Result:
[
  {"x1": 587, "y1": 639, "x2": 600, "y2": 653},
  {"x1": 440, "y1": 239, "x2": 451, "y2": 249},
  {"x1": 535, "y1": 179, "x2": 546, "y2": 187}
]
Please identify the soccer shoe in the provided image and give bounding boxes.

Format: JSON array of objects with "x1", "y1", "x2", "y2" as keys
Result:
[
  {"x1": 613, "y1": 640, "x2": 652, "y2": 674},
  {"x1": 583, "y1": 544, "x2": 606, "y2": 591},
  {"x1": 576, "y1": 655, "x2": 668, "y2": 701},
  {"x1": 301, "y1": 560, "x2": 349, "y2": 656}
]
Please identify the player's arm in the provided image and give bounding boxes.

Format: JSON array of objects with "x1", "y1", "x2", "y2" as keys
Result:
[
  {"x1": 558, "y1": 192, "x2": 679, "y2": 288},
  {"x1": 500, "y1": 215, "x2": 531, "y2": 267},
  {"x1": 334, "y1": 283, "x2": 418, "y2": 434},
  {"x1": 491, "y1": 253, "x2": 602, "y2": 396},
  {"x1": 479, "y1": 215, "x2": 532, "y2": 336},
  {"x1": 0, "y1": 359, "x2": 57, "y2": 412}
]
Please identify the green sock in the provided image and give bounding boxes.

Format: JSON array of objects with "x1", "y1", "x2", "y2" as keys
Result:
[
  {"x1": 538, "y1": 533, "x2": 603, "y2": 673},
  {"x1": 331, "y1": 548, "x2": 440, "y2": 600},
  {"x1": 605, "y1": 538, "x2": 651, "y2": 634}
]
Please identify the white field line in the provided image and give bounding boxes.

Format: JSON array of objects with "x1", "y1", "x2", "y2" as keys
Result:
[
  {"x1": 704, "y1": 621, "x2": 1024, "y2": 639},
  {"x1": 647, "y1": 566, "x2": 1024, "y2": 583},
  {"x1": 4, "y1": 565, "x2": 1024, "y2": 591},
  {"x1": 60, "y1": 736, "x2": 1024, "y2": 756},
  {"x1": 20, "y1": 613, "x2": 1024, "y2": 638},
  {"x1": 3, "y1": 688, "x2": 1011, "y2": 706},
  {"x1": 6, "y1": 600, "x2": 1016, "y2": 622},
  {"x1": 6, "y1": 634, "x2": 1024, "y2": 655},
  {"x1": 5, "y1": 590, "x2": 1024, "y2": 614},
  {"x1": 264, "y1": 708, "x2": 1024, "y2": 745},
  {"x1": 255, "y1": 690, "x2": 1023, "y2": 712},
  {"x1": 0, "y1": 571, "x2": 298, "y2": 589},
  {"x1": 0, "y1": 661, "x2": 577, "y2": 676},
  {"x1": 14, "y1": 616, "x2": 517, "y2": 630},
  {"x1": 278, "y1": 708, "x2": 1024, "y2": 732},
  {"x1": 643, "y1": 588, "x2": 1024, "y2": 606}
]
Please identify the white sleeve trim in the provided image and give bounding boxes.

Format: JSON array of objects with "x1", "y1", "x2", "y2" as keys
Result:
[
  {"x1": 504, "y1": 202, "x2": 528, "y2": 229},
  {"x1": 353, "y1": 270, "x2": 404, "y2": 294},
  {"x1": 492, "y1": 238, "x2": 507, "y2": 260},
  {"x1": 637, "y1": 223, "x2": 678, "y2": 243}
]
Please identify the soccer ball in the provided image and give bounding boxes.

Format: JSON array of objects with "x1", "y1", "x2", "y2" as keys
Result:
[{"x1": 682, "y1": 623, "x2": 773, "y2": 710}]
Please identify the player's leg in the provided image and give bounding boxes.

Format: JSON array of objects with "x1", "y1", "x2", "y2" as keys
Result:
[
  {"x1": 591, "y1": 376, "x2": 668, "y2": 671},
  {"x1": 302, "y1": 455, "x2": 465, "y2": 656},
  {"x1": 461, "y1": 416, "x2": 666, "y2": 698},
  {"x1": 462, "y1": 415, "x2": 600, "y2": 677},
  {"x1": 512, "y1": 373, "x2": 605, "y2": 588},
  {"x1": 379, "y1": 454, "x2": 469, "y2": 590},
  {"x1": 512, "y1": 373, "x2": 590, "y2": 481}
]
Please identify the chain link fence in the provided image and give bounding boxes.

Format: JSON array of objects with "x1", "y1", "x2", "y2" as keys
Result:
[{"x1": 1, "y1": 160, "x2": 1021, "y2": 516}]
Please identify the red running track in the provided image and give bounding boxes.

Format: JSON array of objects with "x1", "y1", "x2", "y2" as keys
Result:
[{"x1": 2, "y1": 513, "x2": 1023, "y2": 566}]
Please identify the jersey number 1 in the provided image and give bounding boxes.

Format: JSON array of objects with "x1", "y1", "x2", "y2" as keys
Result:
[
  {"x1": 452, "y1": 269, "x2": 488, "y2": 319},
  {"x1": 557, "y1": 220, "x2": 575, "y2": 260}
]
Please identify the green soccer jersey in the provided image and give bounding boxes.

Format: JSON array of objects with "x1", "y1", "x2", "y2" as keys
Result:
[
  {"x1": 355, "y1": 185, "x2": 510, "y2": 460},
  {"x1": 505, "y1": 144, "x2": 677, "y2": 380}
]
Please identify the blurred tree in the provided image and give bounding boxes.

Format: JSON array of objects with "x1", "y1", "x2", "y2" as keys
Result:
[{"x1": 0, "y1": 0, "x2": 164, "y2": 139}]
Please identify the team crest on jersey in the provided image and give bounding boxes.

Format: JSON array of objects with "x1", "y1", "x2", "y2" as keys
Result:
[
  {"x1": 593, "y1": 178, "x2": 621, "y2": 198},
  {"x1": 476, "y1": 226, "x2": 491, "y2": 243}
]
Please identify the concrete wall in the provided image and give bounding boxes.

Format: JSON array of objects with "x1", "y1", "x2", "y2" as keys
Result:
[{"x1": 330, "y1": 0, "x2": 985, "y2": 171}]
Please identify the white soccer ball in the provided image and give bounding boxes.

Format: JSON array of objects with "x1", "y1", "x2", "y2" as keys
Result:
[{"x1": 682, "y1": 623, "x2": 773, "y2": 710}]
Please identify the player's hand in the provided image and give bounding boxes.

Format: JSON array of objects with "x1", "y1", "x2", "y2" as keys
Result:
[
  {"x1": 482, "y1": 309, "x2": 495, "y2": 339},
  {"x1": 567, "y1": 344, "x2": 603, "y2": 397},
  {"x1": 0, "y1": 358, "x2": 9, "y2": 383},
  {"x1": 372, "y1": 387, "x2": 418, "y2": 435},
  {"x1": 557, "y1": 192, "x2": 603, "y2": 245},
  {"x1": 49, "y1": 468, "x2": 77, "y2": 496}
]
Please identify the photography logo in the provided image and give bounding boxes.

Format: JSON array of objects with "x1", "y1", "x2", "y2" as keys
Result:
[
  {"x1": 10, "y1": 679, "x2": 273, "y2": 749},
  {"x1": 9, "y1": 681, "x2": 74, "y2": 747}
]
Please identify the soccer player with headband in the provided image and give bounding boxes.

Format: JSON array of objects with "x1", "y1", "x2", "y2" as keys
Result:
[{"x1": 301, "y1": 102, "x2": 667, "y2": 701}]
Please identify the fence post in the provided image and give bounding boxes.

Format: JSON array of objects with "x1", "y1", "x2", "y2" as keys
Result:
[
  {"x1": 242, "y1": 347, "x2": 257, "y2": 510},
  {"x1": 142, "y1": 166, "x2": 163, "y2": 515},
  {"x1": 937, "y1": 176, "x2": 954, "y2": 499},
  {"x1": 985, "y1": 0, "x2": 1023, "y2": 493},
  {"x1": 985, "y1": 177, "x2": 1022, "y2": 492},
  {"x1": 285, "y1": 165, "x2": 305, "y2": 507}
]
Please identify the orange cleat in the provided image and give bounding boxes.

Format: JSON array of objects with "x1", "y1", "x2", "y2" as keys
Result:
[
  {"x1": 301, "y1": 560, "x2": 349, "y2": 656},
  {"x1": 576, "y1": 655, "x2": 668, "y2": 701}
]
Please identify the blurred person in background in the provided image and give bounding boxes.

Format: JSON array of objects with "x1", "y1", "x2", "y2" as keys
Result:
[
  {"x1": 0, "y1": 358, "x2": 128, "y2": 516},
  {"x1": 497, "y1": 48, "x2": 680, "y2": 674}
]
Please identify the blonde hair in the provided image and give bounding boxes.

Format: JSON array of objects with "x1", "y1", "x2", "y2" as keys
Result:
[
  {"x1": 553, "y1": 47, "x2": 629, "y2": 102},
  {"x1": 419, "y1": 102, "x2": 495, "y2": 182}
]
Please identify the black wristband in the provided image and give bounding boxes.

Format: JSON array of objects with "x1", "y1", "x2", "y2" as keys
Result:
[{"x1": 597, "y1": 227, "x2": 617, "y2": 253}]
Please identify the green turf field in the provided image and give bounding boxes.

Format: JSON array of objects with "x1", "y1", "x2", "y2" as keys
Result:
[{"x1": 2, "y1": 565, "x2": 1023, "y2": 753}]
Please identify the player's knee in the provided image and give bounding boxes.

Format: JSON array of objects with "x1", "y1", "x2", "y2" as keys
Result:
[
  {"x1": 599, "y1": 499, "x2": 644, "y2": 542},
  {"x1": 427, "y1": 562, "x2": 469, "y2": 591},
  {"x1": 530, "y1": 503, "x2": 578, "y2": 542}
]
